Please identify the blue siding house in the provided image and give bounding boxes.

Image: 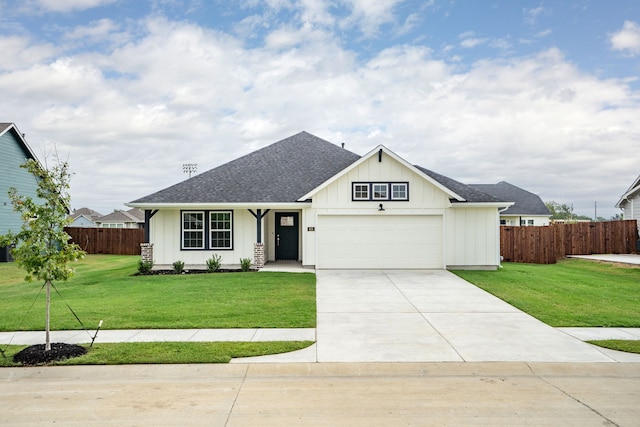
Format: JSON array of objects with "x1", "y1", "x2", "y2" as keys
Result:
[{"x1": 0, "y1": 123, "x2": 40, "y2": 261}]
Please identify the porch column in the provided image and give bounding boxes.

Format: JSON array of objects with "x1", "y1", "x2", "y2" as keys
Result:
[{"x1": 248, "y1": 209, "x2": 270, "y2": 268}]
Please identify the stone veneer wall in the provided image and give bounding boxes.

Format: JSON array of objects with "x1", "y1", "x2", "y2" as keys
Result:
[
  {"x1": 254, "y1": 243, "x2": 264, "y2": 268},
  {"x1": 140, "y1": 243, "x2": 154, "y2": 264}
]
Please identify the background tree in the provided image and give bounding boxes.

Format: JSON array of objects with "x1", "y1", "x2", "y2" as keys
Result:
[
  {"x1": 0, "y1": 158, "x2": 85, "y2": 351},
  {"x1": 545, "y1": 200, "x2": 592, "y2": 221}
]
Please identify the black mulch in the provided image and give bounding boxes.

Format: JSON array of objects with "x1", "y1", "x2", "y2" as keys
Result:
[{"x1": 13, "y1": 343, "x2": 87, "y2": 366}]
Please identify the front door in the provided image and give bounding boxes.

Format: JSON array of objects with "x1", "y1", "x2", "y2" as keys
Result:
[{"x1": 275, "y1": 212, "x2": 299, "y2": 260}]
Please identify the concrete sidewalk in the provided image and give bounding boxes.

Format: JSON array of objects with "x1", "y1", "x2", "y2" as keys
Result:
[
  {"x1": 568, "y1": 253, "x2": 640, "y2": 265},
  {"x1": 0, "y1": 328, "x2": 315, "y2": 346}
]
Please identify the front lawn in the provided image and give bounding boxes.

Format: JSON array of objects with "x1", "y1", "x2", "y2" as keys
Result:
[
  {"x1": 0, "y1": 255, "x2": 316, "y2": 331},
  {"x1": 453, "y1": 258, "x2": 640, "y2": 327},
  {"x1": 0, "y1": 341, "x2": 314, "y2": 366}
]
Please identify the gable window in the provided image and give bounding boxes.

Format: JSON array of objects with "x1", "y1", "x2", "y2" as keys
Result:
[
  {"x1": 182, "y1": 211, "x2": 204, "y2": 249},
  {"x1": 181, "y1": 210, "x2": 233, "y2": 250},
  {"x1": 391, "y1": 183, "x2": 408, "y2": 200},
  {"x1": 372, "y1": 183, "x2": 388, "y2": 200},
  {"x1": 353, "y1": 183, "x2": 370, "y2": 200},
  {"x1": 352, "y1": 182, "x2": 409, "y2": 201},
  {"x1": 210, "y1": 211, "x2": 232, "y2": 249}
]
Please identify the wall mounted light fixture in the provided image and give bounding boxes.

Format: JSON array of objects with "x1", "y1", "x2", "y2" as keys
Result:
[{"x1": 378, "y1": 203, "x2": 385, "y2": 211}]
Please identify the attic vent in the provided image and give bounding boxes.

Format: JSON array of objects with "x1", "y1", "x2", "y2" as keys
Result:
[
  {"x1": 378, "y1": 149, "x2": 383, "y2": 162},
  {"x1": 341, "y1": 142, "x2": 345, "y2": 149}
]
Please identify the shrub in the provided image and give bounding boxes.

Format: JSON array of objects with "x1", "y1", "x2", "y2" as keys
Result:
[
  {"x1": 172, "y1": 260, "x2": 185, "y2": 274},
  {"x1": 206, "y1": 254, "x2": 222, "y2": 272},
  {"x1": 240, "y1": 258, "x2": 252, "y2": 272},
  {"x1": 138, "y1": 260, "x2": 154, "y2": 275}
]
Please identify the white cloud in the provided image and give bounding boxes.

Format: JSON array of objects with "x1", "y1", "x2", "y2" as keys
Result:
[
  {"x1": 31, "y1": 0, "x2": 117, "y2": 13},
  {"x1": 342, "y1": 0, "x2": 402, "y2": 37},
  {"x1": 0, "y1": 35, "x2": 57, "y2": 71},
  {"x1": 523, "y1": 5, "x2": 544, "y2": 26},
  {"x1": 460, "y1": 37, "x2": 487, "y2": 48},
  {"x1": 2, "y1": 16, "x2": 638, "y2": 219},
  {"x1": 610, "y1": 20, "x2": 640, "y2": 55}
]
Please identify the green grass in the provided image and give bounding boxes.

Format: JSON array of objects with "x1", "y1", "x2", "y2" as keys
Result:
[
  {"x1": 0, "y1": 341, "x2": 315, "y2": 366},
  {"x1": 588, "y1": 340, "x2": 640, "y2": 354},
  {"x1": 453, "y1": 259, "x2": 640, "y2": 327},
  {"x1": 0, "y1": 255, "x2": 316, "y2": 331}
]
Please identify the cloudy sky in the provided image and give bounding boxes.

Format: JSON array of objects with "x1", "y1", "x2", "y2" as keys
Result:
[{"x1": 1, "y1": 0, "x2": 639, "y2": 219}]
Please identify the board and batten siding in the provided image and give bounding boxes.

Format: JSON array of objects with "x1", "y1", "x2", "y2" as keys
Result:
[
  {"x1": 148, "y1": 209, "x2": 256, "y2": 266},
  {"x1": 308, "y1": 153, "x2": 450, "y2": 269},
  {"x1": 622, "y1": 193, "x2": 640, "y2": 233},
  {"x1": 0, "y1": 129, "x2": 39, "y2": 235},
  {"x1": 446, "y1": 206, "x2": 501, "y2": 269}
]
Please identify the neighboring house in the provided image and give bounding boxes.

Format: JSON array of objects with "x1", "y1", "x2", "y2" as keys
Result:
[
  {"x1": 95, "y1": 208, "x2": 145, "y2": 229},
  {"x1": 616, "y1": 173, "x2": 640, "y2": 233},
  {"x1": 469, "y1": 182, "x2": 552, "y2": 226},
  {"x1": 68, "y1": 207, "x2": 103, "y2": 228},
  {"x1": 128, "y1": 132, "x2": 511, "y2": 270},
  {"x1": 0, "y1": 123, "x2": 41, "y2": 262}
]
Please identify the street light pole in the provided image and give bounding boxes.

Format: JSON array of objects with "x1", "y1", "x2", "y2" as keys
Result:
[{"x1": 183, "y1": 163, "x2": 198, "y2": 178}]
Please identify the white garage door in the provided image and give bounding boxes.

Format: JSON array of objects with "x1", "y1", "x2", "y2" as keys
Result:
[{"x1": 317, "y1": 215, "x2": 443, "y2": 269}]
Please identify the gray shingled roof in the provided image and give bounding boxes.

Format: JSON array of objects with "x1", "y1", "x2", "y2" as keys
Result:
[
  {"x1": 414, "y1": 166, "x2": 505, "y2": 203},
  {"x1": 131, "y1": 131, "x2": 510, "y2": 206},
  {"x1": 469, "y1": 182, "x2": 551, "y2": 215},
  {"x1": 131, "y1": 131, "x2": 361, "y2": 204}
]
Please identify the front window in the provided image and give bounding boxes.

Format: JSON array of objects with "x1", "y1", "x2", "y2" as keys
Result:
[
  {"x1": 210, "y1": 211, "x2": 232, "y2": 249},
  {"x1": 182, "y1": 212, "x2": 204, "y2": 249}
]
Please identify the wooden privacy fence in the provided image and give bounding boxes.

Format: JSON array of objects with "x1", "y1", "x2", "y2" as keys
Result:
[
  {"x1": 65, "y1": 227, "x2": 144, "y2": 256},
  {"x1": 501, "y1": 220, "x2": 638, "y2": 264}
]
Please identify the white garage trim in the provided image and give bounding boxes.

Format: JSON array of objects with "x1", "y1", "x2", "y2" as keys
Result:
[{"x1": 316, "y1": 215, "x2": 444, "y2": 269}]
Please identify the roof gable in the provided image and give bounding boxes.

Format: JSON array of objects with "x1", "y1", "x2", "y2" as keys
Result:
[
  {"x1": 130, "y1": 131, "x2": 361, "y2": 205},
  {"x1": 299, "y1": 145, "x2": 466, "y2": 201},
  {"x1": 469, "y1": 181, "x2": 551, "y2": 215},
  {"x1": 616, "y1": 173, "x2": 640, "y2": 208},
  {"x1": 0, "y1": 123, "x2": 39, "y2": 162}
]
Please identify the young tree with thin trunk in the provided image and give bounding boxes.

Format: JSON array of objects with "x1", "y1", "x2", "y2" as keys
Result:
[{"x1": 0, "y1": 158, "x2": 85, "y2": 351}]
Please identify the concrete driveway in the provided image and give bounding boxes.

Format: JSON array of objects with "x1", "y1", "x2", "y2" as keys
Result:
[
  {"x1": 314, "y1": 270, "x2": 620, "y2": 362},
  {"x1": 239, "y1": 269, "x2": 632, "y2": 363}
]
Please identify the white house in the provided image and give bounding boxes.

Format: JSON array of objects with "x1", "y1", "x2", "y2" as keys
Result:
[
  {"x1": 128, "y1": 132, "x2": 512, "y2": 270},
  {"x1": 616, "y1": 173, "x2": 640, "y2": 233},
  {"x1": 469, "y1": 182, "x2": 551, "y2": 226}
]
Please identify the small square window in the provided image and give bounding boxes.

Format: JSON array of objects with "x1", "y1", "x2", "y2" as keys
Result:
[
  {"x1": 372, "y1": 183, "x2": 388, "y2": 200},
  {"x1": 391, "y1": 183, "x2": 408, "y2": 200},
  {"x1": 353, "y1": 183, "x2": 370, "y2": 200}
]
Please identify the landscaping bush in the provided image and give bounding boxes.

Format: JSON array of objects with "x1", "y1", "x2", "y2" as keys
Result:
[
  {"x1": 172, "y1": 260, "x2": 185, "y2": 274},
  {"x1": 137, "y1": 259, "x2": 154, "y2": 275},
  {"x1": 240, "y1": 257, "x2": 252, "y2": 271},
  {"x1": 206, "y1": 254, "x2": 222, "y2": 272}
]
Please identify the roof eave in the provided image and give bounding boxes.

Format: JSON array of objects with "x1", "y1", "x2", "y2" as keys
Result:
[
  {"x1": 126, "y1": 201, "x2": 311, "y2": 210},
  {"x1": 451, "y1": 202, "x2": 515, "y2": 208},
  {"x1": 615, "y1": 185, "x2": 640, "y2": 208}
]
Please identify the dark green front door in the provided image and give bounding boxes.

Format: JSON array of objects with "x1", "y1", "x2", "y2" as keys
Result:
[{"x1": 275, "y1": 212, "x2": 299, "y2": 260}]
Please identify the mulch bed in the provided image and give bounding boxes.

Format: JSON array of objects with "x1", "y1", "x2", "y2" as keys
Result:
[{"x1": 13, "y1": 343, "x2": 87, "y2": 366}]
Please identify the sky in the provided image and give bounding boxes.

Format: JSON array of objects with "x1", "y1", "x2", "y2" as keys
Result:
[{"x1": 1, "y1": 0, "x2": 639, "y2": 219}]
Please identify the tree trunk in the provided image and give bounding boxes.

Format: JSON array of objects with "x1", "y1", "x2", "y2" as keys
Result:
[{"x1": 45, "y1": 280, "x2": 51, "y2": 352}]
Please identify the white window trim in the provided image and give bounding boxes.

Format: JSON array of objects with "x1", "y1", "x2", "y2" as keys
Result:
[
  {"x1": 390, "y1": 183, "x2": 408, "y2": 200},
  {"x1": 372, "y1": 183, "x2": 388, "y2": 200},
  {"x1": 353, "y1": 183, "x2": 370, "y2": 201},
  {"x1": 182, "y1": 211, "x2": 205, "y2": 249},
  {"x1": 209, "y1": 211, "x2": 233, "y2": 250}
]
